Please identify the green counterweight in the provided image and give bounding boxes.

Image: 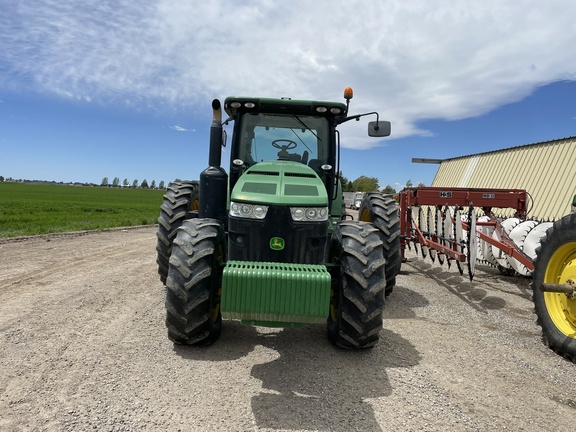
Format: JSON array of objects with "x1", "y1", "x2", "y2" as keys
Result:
[{"x1": 221, "y1": 261, "x2": 331, "y2": 326}]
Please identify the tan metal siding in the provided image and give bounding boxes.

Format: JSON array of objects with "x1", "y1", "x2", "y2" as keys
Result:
[
  {"x1": 459, "y1": 157, "x2": 479, "y2": 187},
  {"x1": 431, "y1": 138, "x2": 576, "y2": 220}
]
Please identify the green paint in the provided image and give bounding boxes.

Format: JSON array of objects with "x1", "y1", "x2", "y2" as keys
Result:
[
  {"x1": 231, "y1": 161, "x2": 328, "y2": 207},
  {"x1": 221, "y1": 260, "x2": 331, "y2": 325}
]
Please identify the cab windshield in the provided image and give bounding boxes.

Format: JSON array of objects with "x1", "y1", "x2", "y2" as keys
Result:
[{"x1": 237, "y1": 113, "x2": 329, "y2": 169}]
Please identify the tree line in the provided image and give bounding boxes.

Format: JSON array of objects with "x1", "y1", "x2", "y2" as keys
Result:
[
  {"x1": 339, "y1": 173, "x2": 424, "y2": 194},
  {"x1": 101, "y1": 177, "x2": 165, "y2": 189},
  {"x1": 0, "y1": 176, "x2": 168, "y2": 189}
]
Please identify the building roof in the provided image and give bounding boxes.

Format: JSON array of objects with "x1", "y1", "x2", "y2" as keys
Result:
[
  {"x1": 441, "y1": 136, "x2": 576, "y2": 162},
  {"x1": 431, "y1": 136, "x2": 576, "y2": 220}
]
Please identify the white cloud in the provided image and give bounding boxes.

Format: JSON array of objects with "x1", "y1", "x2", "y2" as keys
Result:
[
  {"x1": 169, "y1": 124, "x2": 190, "y2": 132},
  {"x1": 1, "y1": 0, "x2": 575, "y2": 146}
]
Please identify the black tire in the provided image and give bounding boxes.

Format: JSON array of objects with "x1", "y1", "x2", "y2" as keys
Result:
[
  {"x1": 358, "y1": 193, "x2": 401, "y2": 296},
  {"x1": 327, "y1": 221, "x2": 386, "y2": 349},
  {"x1": 531, "y1": 213, "x2": 576, "y2": 362},
  {"x1": 156, "y1": 181, "x2": 199, "y2": 284},
  {"x1": 165, "y1": 218, "x2": 225, "y2": 345}
]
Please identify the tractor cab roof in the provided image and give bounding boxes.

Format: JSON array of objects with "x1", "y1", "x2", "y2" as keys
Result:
[{"x1": 223, "y1": 96, "x2": 348, "y2": 120}]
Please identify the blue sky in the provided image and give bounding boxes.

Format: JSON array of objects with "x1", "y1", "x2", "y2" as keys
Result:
[{"x1": 1, "y1": 1, "x2": 575, "y2": 190}]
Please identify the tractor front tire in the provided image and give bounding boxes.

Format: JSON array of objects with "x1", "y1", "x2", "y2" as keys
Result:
[
  {"x1": 359, "y1": 193, "x2": 401, "y2": 296},
  {"x1": 531, "y1": 213, "x2": 576, "y2": 362},
  {"x1": 156, "y1": 181, "x2": 199, "y2": 284},
  {"x1": 165, "y1": 218, "x2": 225, "y2": 345},
  {"x1": 327, "y1": 221, "x2": 386, "y2": 349}
]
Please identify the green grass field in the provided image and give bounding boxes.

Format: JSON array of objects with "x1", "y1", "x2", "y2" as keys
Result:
[{"x1": 0, "y1": 183, "x2": 166, "y2": 238}]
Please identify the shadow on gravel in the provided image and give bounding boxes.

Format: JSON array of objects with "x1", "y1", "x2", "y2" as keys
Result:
[
  {"x1": 383, "y1": 285, "x2": 429, "y2": 320},
  {"x1": 250, "y1": 326, "x2": 421, "y2": 432},
  {"x1": 173, "y1": 321, "x2": 421, "y2": 431},
  {"x1": 405, "y1": 256, "x2": 512, "y2": 312},
  {"x1": 172, "y1": 322, "x2": 260, "y2": 361}
]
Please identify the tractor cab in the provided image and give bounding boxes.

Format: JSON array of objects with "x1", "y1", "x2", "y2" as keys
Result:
[{"x1": 224, "y1": 97, "x2": 348, "y2": 210}]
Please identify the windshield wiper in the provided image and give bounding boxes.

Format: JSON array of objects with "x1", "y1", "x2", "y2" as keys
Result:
[
  {"x1": 292, "y1": 115, "x2": 321, "y2": 141},
  {"x1": 290, "y1": 115, "x2": 320, "y2": 153}
]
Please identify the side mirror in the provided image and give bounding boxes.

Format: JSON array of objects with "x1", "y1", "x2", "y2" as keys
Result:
[{"x1": 368, "y1": 120, "x2": 391, "y2": 137}]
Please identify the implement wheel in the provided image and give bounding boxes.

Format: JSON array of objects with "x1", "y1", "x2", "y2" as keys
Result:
[
  {"x1": 165, "y1": 219, "x2": 225, "y2": 345},
  {"x1": 358, "y1": 193, "x2": 401, "y2": 296},
  {"x1": 156, "y1": 181, "x2": 199, "y2": 284},
  {"x1": 531, "y1": 213, "x2": 576, "y2": 362},
  {"x1": 327, "y1": 221, "x2": 386, "y2": 349}
]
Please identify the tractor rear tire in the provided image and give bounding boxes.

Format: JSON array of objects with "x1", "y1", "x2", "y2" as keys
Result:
[
  {"x1": 327, "y1": 221, "x2": 386, "y2": 349},
  {"x1": 531, "y1": 213, "x2": 576, "y2": 362},
  {"x1": 165, "y1": 218, "x2": 225, "y2": 345},
  {"x1": 358, "y1": 193, "x2": 401, "y2": 296},
  {"x1": 156, "y1": 181, "x2": 199, "y2": 284}
]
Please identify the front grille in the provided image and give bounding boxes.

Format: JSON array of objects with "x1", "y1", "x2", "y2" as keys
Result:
[{"x1": 228, "y1": 206, "x2": 328, "y2": 264}]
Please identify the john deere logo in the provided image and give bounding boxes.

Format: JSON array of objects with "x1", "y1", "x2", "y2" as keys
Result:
[{"x1": 270, "y1": 237, "x2": 285, "y2": 251}]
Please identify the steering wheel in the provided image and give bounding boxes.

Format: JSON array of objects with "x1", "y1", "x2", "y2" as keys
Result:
[{"x1": 272, "y1": 139, "x2": 298, "y2": 150}]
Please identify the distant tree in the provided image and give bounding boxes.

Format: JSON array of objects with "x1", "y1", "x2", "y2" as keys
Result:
[
  {"x1": 132, "y1": 179, "x2": 138, "y2": 188},
  {"x1": 418, "y1": 182, "x2": 425, "y2": 187},
  {"x1": 123, "y1": 178, "x2": 129, "y2": 187},
  {"x1": 352, "y1": 176, "x2": 379, "y2": 192},
  {"x1": 0, "y1": 176, "x2": 4, "y2": 182},
  {"x1": 101, "y1": 177, "x2": 109, "y2": 187},
  {"x1": 381, "y1": 185, "x2": 396, "y2": 194},
  {"x1": 159, "y1": 180, "x2": 165, "y2": 189},
  {"x1": 339, "y1": 172, "x2": 352, "y2": 192},
  {"x1": 150, "y1": 180, "x2": 156, "y2": 189},
  {"x1": 112, "y1": 177, "x2": 120, "y2": 187},
  {"x1": 141, "y1": 179, "x2": 149, "y2": 188},
  {"x1": 405, "y1": 179, "x2": 413, "y2": 188}
]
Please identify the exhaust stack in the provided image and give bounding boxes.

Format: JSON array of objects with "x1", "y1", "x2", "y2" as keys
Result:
[
  {"x1": 199, "y1": 99, "x2": 228, "y2": 222},
  {"x1": 208, "y1": 99, "x2": 223, "y2": 167}
]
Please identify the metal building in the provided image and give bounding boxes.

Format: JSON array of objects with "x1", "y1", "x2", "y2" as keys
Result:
[{"x1": 430, "y1": 136, "x2": 576, "y2": 220}]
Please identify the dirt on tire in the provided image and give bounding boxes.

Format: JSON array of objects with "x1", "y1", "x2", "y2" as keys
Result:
[{"x1": 1, "y1": 227, "x2": 575, "y2": 431}]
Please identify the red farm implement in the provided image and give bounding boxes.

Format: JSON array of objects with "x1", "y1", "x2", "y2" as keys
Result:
[{"x1": 397, "y1": 187, "x2": 539, "y2": 280}]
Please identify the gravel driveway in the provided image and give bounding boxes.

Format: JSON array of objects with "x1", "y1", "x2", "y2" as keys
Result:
[{"x1": 0, "y1": 227, "x2": 574, "y2": 431}]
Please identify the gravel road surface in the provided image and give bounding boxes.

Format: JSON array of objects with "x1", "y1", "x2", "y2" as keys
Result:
[{"x1": 1, "y1": 226, "x2": 575, "y2": 431}]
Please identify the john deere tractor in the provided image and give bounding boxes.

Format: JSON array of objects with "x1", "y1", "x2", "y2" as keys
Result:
[{"x1": 156, "y1": 88, "x2": 400, "y2": 349}]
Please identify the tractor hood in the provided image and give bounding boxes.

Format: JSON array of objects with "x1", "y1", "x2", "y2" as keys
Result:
[{"x1": 231, "y1": 161, "x2": 328, "y2": 206}]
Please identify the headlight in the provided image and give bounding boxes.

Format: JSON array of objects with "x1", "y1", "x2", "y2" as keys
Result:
[
  {"x1": 230, "y1": 202, "x2": 268, "y2": 219},
  {"x1": 290, "y1": 207, "x2": 329, "y2": 222}
]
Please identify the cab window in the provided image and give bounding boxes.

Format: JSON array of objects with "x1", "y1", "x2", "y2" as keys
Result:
[{"x1": 237, "y1": 113, "x2": 329, "y2": 167}]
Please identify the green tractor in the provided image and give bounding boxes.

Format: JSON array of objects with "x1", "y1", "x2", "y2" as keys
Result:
[{"x1": 156, "y1": 88, "x2": 400, "y2": 349}]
